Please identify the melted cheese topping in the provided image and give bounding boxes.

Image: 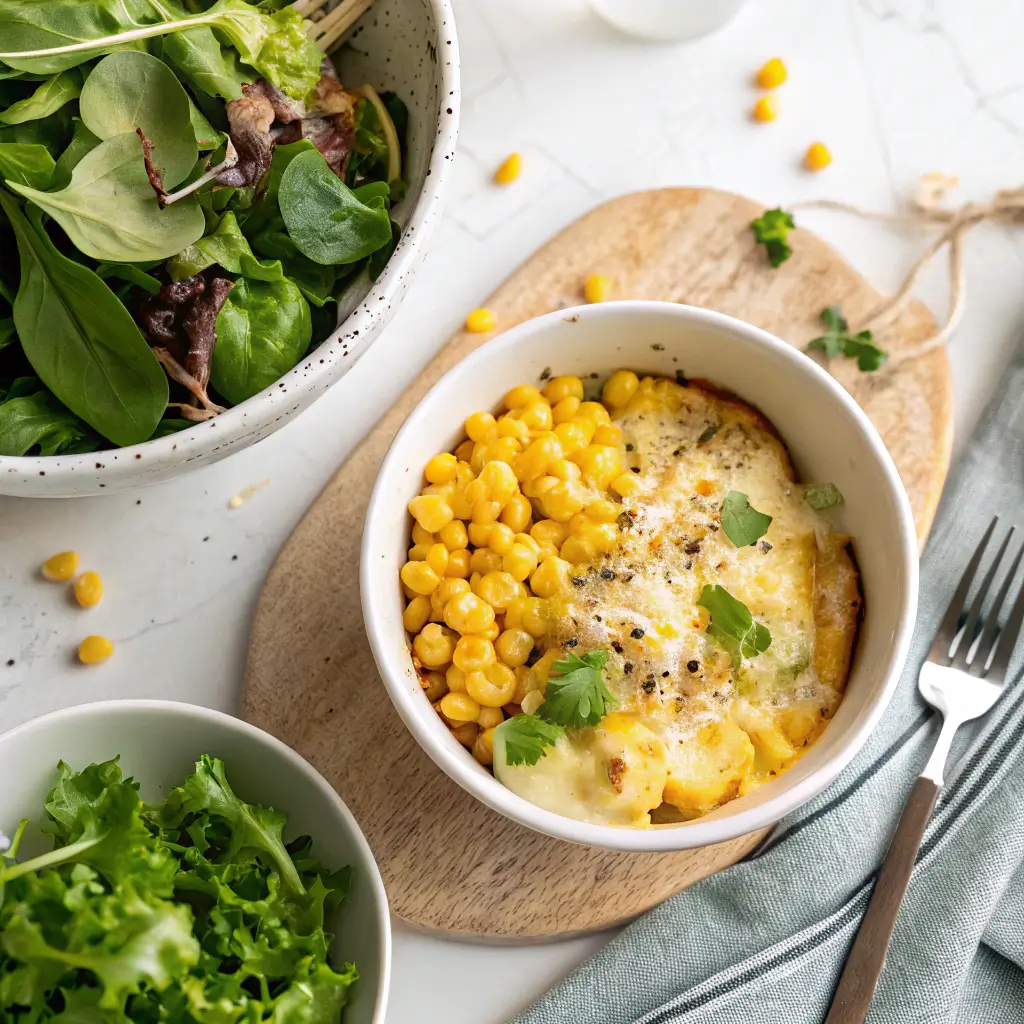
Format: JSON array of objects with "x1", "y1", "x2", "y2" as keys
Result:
[{"x1": 495, "y1": 377, "x2": 860, "y2": 828}]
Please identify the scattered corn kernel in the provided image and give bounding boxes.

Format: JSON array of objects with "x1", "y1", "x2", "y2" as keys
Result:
[
  {"x1": 403, "y1": 596, "x2": 432, "y2": 633},
  {"x1": 756, "y1": 57, "x2": 787, "y2": 89},
  {"x1": 78, "y1": 635, "x2": 113, "y2": 665},
  {"x1": 73, "y1": 571, "x2": 103, "y2": 608},
  {"x1": 805, "y1": 142, "x2": 832, "y2": 171},
  {"x1": 41, "y1": 551, "x2": 79, "y2": 582},
  {"x1": 425, "y1": 452, "x2": 458, "y2": 484},
  {"x1": 752, "y1": 95, "x2": 777, "y2": 122},
  {"x1": 440, "y1": 691, "x2": 481, "y2": 723},
  {"x1": 521, "y1": 690, "x2": 545, "y2": 716},
  {"x1": 465, "y1": 307, "x2": 496, "y2": 333},
  {"x1": 494, "y1": 152, "x2": 522, "y2": 185},
  {"x1": 584, "y1": 274, "x2": 610, "y2": 303}
]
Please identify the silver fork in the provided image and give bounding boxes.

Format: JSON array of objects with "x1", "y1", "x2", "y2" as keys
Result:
[{"x1": 825, "y1": 516, "x2": 1024, "y2": 1024}]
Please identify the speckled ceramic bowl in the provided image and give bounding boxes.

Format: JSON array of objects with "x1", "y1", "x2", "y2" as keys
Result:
[{"x1": 0, "y1": 0, "x2": 459, "y2": 497}]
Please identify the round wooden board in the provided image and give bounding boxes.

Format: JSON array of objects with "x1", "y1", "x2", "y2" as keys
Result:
[{"x1": 241, "y1": 188, "x2": 953, "y2": 940}]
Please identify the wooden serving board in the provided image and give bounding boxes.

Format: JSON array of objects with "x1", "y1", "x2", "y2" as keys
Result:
[{"x1": 241, "y1": 188, "x2": 953, "y2": 940}]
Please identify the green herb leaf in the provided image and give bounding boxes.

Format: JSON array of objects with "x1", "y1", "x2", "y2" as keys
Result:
[
  {"x1": 8, "y1": 130, "x2": 205, "y2": 262},
  {"x1": 0, "y1": 69, "x2": 80, "y2": 125},
  {"x1": 278, "y1": 148, "x2": 394, "y2": 266},
  {"x1": 804, "y1": 482, "x2": 844, "y2": 510},
  {"x1": 160, "y1": 23, "x2": 251, "y2": 102},
  {"x1": 0, "y1": 193, "x2": 168, "y2": 446},
  {"x1": 807, "y1": 305, "x2": 888, "y2": 372},
  {"x1": 79, "y1": 51, "x2": 197, "y2": 189},
  {"x1": 210, "y1": 274, "x2": 311, "y2": 405},
  {"x1": 0, "y1": 382, "x2": 98, "y2": 456},
  {"x1": 697, "y1": 584, "x2": 772, "y2": 667},
  {"x1": 94, "y1": 261, "x2": 162, "y2": 296},
  {"x1": 51, "y1": 117, "x2": 99, "y2": 188},
  {"x1": 751, "y1": 207, "x2": 794, "y2": 268},
  {"x1": 0, "y1": 142, "x2": 55, "y2": 188},
  {"x1": 493, "y1": 714, "x2": 564, "y2": 767},
  {"x1": 538, "y1": 650, "x2": 616, "y2": 729},
  {"x1": 720, "y1": 491, "x2": 773, "y2": 547}
]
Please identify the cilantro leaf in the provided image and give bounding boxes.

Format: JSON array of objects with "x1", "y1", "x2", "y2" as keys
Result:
[
  {"x1": 804, "y1": 482, "x2": 844, "y2": 510},
  {"x1": 494, "y1": 714, "x2": 563, "y2": 766},
  {"x1": 751, "y1": 208, "x2": 795, "y2": 267},
  {"x1": 721, "y1": 491, "x2": 773, "y2": 547},
  {"x1": 538, "y1": 650, "x2": 616, "y2": 729},
  {"x1": 807, "y1": 305, "x2": 888, "y2": 372},
  {"x1": 697, "y1": 584, "x2": 772, "y2": 667}
]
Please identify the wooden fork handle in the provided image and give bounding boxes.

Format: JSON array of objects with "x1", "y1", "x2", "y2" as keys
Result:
[{"x1": 824, "y1": 776, "x2": 940, "y2": 1024}]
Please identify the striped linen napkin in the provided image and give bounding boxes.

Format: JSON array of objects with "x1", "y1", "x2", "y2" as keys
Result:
[{"x1": 515, "y1": 343, "x2": 1024, "y2": 1024}]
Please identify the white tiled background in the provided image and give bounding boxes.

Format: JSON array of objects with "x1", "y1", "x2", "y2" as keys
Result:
[{"x1": 2, "y1": 1, "x2": 1022, "y2": 1021}]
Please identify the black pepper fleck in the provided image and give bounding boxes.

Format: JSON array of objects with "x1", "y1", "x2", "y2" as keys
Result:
[
  {"x1": 641, "y1": 675, "x2": 657, "y2": 693},
  {"x1": 687, "y1": 660, "x2": 700, "y2": 673},
  {"x1": 5, "y1": 659, "x2": 13, "y2": 667},
  {"x1": 623, "y1": 662, "x2": 633, "y2": 674},
  {"x1": 630, "y1": 627, "x2": 645, "y2": 639},
  {"x1": 698, "y1": 424, "x2": 718, "y2": 444},
  {"x1": 571, "y1": 575, "x2": 586, "y2": 588},
  {"x1": 539, "y1": 366, "x2": 552, "y2": 381},
  {"x1": 612, "y1": 641, "x2": 623, "y2": 653},
  {"x1": 600, "y1": 568, "x2": 614, "y2": 580},
  {"x1": 564, "y1": 637, "x2": 579, "y2": 648},
  {"x1": 661, "y1": 670, "x2": 670, "y2": 678},
  {"x1": 760, "y1": 540, "x2": 773, "y2": 553},
  {"x1": 625, "y1": 443, "x2": 635, "y2": 452},
  {"x1": 684, "y1": 540, "x2": 701, "y2": 555}
]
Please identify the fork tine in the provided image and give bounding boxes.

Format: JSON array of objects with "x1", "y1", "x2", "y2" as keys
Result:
[
  {"x1": 951, "y1": 526, "x2": 1015, "y2": 669},
  {"x1": 973, "y1": 539, "x2": 1024, "y2": 675},
  {"x1": 983, "y1": 544, "x2": 1024, "y2": 682},
  {"x1": 930, "y1": 517, "x2": 998, "y2": 662}
]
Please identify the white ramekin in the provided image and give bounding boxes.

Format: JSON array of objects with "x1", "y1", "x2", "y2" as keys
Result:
[
  {"x1": 362, "y1": 301, "x2": 919, "y2": 853},
  {"x1": 0, "y1": 0, "x2": 459, "y2": 497}
]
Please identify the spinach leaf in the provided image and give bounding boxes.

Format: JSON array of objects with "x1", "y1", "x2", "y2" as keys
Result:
[
  {"x1": 0, "y1": 69, "x2": 80, "y2": 124},
  {"x1": 211, "y1": 275, "x2": 310, "y2": 404},
  {"x1": 0, "y1": 316, "x2": 15, "y2": 349},
  {"x1": 79, "y1": 51, "x2": 196, "y2": 189},
  {"x1": 0, "y1": 380, "x2": 99, "y2": 456},
  {"x1": 368, "y1": 219, "x2": 400, "y2": 281},
  {"x1": 94, "y1": 262, "x2": 162, "y2": 296},
  {"x1": 0, "y1": 101, "x2": 71, "y2": 156},
  {"x1": 169, "y1": 210, "x2": 261, "y2": 279},
  {"x1": 8, "y1": 130, "x2": 205, "y2": 262},
  {"x1": 160, "y1": 25, "x2": 250, "y2": 101},
  {"x1": 187, "y1": 97, "x2": 221, "y2": 150},
  {"x1": 0, "y1": 193, "x2": 168, "y2": 446},
  {"x1": 0, "y1": 142, "x2": 55, "y2": 188},
  {"x1": 278, "y1": 149, "x2": 393, "y2": 266},
  {"x1": 52, "y1": 117, "x2": 99, "y2": 187}
]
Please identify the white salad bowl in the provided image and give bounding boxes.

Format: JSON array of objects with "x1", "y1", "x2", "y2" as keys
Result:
[
  {"x1": 0, "y1": 700, "x2": 391, "y2": 1023},
  {"x1": 361, "y1": 301, "x2": 919, "y2": 853},
  {"x1": 0, "y1": 0, "x2": 459, "y2": 497}
]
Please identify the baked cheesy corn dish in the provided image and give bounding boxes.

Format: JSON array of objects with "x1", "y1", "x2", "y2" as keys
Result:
[{"x1": 400, "y1": 370, "x2": 861, "y2": 828}]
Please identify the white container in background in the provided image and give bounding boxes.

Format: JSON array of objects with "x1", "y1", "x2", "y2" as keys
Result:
[{"x1": 589, "y1": 0, "x2": 749, "y2": 41}]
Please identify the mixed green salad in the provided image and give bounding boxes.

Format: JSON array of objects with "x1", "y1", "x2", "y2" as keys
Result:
[
  {"x1": 0, "y1": 0, "x2": 408, "y2": 456},
  {"x1": 0, "y1": 755, "x2": 358, "y2": 1022}
]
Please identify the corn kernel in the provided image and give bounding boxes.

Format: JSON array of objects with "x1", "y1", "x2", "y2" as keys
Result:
[
  {"x1": 530, "y1": 556, "x2": 570, "y2": 598},
  {"x1": 468, "y1": 522, "x2": 493, "y2": 548},
  {"x1": 593, "y1": 424, "x2": 623, "y2": 446},
  {"x1": 446, "y1": 665, "x2": 468, "y2": 692},
  {"x1": 424, "y1": 543, "x2": 449, "y2": 577},
  {"x1": 453, "y1": 635, "x2": 496, "y2": 672},
  {"x1": 450, "y1": 721, "x2": 479, "y2": 747},
  {"x1": 73, "y1": 570, "x2": 103, "y2": 609},
  {"x1": 474, "y1": 621, "x2": 500, "y2": 642},
  {"x1": 521, "y1": 690, "x2": 545, "y2": 716},
  {"x1": 577, "y1": 401, "x2": 611, "y2": 426},
  {"x1": 519, "y1": 597, "x2": 548, "y2": 638},
  {"x1": 444, "y1": 591, "x2": 496, "y2": 634},
  {"x1": 482, "y1": 436, "x2": 522, "y2": 466},
  {"x1": 465, "y1": 411, "x2": 497, "y2": 443},
  {"x1": 496, "y1": 628, "x2": 534, "y2": 667},
  {"x1": 611, "y1": 472, "x2": 642, "y2": 497},
  {"x1": 531, "y1": 518, "x2": 569, "y2": 551},
  {"x1": 514, "y1": 435, "x2": 562, "y2": 482},
  {"x1": 542, "y1": 375, "x2": 585, "y2": 404},
  {"x1": 477, "y1": 706, "x2": 504, "y2": 729},
  {"x1": 602, "y1": 370, "x2": 639, "y2": 408},
  {"x1": 467, "y1": 662, "x2": 516, "y2": 707},
  {"x1": 413, "y1": 622, "x2": 456, "y2": 667},
  {"x1": 518, "y1": 401, "x2": 552, "y2": 432},
  {"x1": 560, "y1": 533, "x2": 596, "y2": 564},
  {"x1": 408, "y1": 543, "x2": 429, "y2": 562},
  {"x1": 439, "y1": 520, "x2": 468, "y2": 551},
  {"x1": 584, "y1": 274, "x2": 610, "y2": 303},
  {"x1": 503, "y1": 542, "x2": 539, "y2": 582},
  {"x1": 805, "y1": 141, "x2": 832, "y2": 171},
  {"x1": 411, "y1": 523, "x2": 434, "y2": 547},
  {"x1": 486, "y1": 522, "x2": 515, "y2": 554},
  {"x1": 422, "y1": 671, "x2": 448, "y2": 702},
  {"x1": 499, "y1": 493, "x2": 531, "y2": 533},
  {"x1": 470, "y1": 548, "x2": 503, "y2": 575},
  {"x1": 440, "y1": 691, "x2": 481, "y2": 723},
  {"x1": 473, "y1": 728, "x2": 495, "y2": 764},
  {"x1": 552, "y1": 396, "x2": 581, "y2": 425},
  {"x1": 476, "y1": 571, "x2": 520, "y2": 612},
  {"x1": 408, "y1": 494, "x2": 454, "y2": 533},
  {"x1": 513, "y1": 665, "x2": 538, "y2": 704},
  {"x1": 571, "y1": 444, "x2": 622, "y2": 489},
  {"x1": 479, "y1": 460, "x2": 519, "y2": 504},
  {"x1": 445, "y1": 549, "x2": 471, "y2": 578},
  {"x1": 41, "y1": 551, "x2": 79, "y2": 582},
  {"x1": 465, "y1": 308, "x2": 496, "y2": 333},
  {"x1": 401, "y1": 559, "x2": 441, "y2": 595},
  {"x1": 504, "y1": 384, "x2": 544, "y2": 410},
  {"x1": 756, "y1": 57, "x2": 787, "y2": 89},
  {"x1": 496, "y1": 415, "x2": 531, "y2": 441},
  {"x1": 542, "y1": 480, "x2": 586, "y2": 523},
  {"x1": 436, "y1": 577, "x2": 471, "y2": 604},
  {"x1": 554, "y1": 420, "x2": 592, "y2": 454},
  {"x1": 454, "y1": 439, "x2": 475, "y2": 463},
  {"x1": 586, "y1": 498, "x2": 620, "y2": 523},
  {"x1": 403, "y1": 596, "x2": 432, "y2": 633},
  {"x1": 78, "y1": 635, "x2": 113, "y2": 665},
  {"x1": 752, "y1": 95, "x2": 777, "y2": 122},
  {"x1": 513, "y1": 532, "x2": 541, "y2": 555},
  {"x1": 494, "y1": 151, "x2": 522, "y2": 184},
  {"x1": 425, "y1": 452, "x2": 458, "y2": 484},
  {"x1": 471, "y1": 499, "x2": 502, "y2": 526}
]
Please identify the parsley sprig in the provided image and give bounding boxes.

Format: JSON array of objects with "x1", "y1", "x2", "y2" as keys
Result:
[
  {"x1": 807, "y1": 306, "x2": 887, "y2": 372},
  {"x1": 495, "y1": 650, "x2": 617, "y2": 766},
  {"x1": 751, "y1": 208, "x2": 795, "y2": 268},
  {"x1": 721, "y1": 491, "x2": 772, "y2": 547},
  {"x1": 697, "y1": 584, "x2": 772, "y2": 668}
]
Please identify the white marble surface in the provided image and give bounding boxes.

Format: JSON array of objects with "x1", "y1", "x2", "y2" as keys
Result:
[{"x1": 2, "y1": 0, "x2": 1022, "y2": 1021}]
